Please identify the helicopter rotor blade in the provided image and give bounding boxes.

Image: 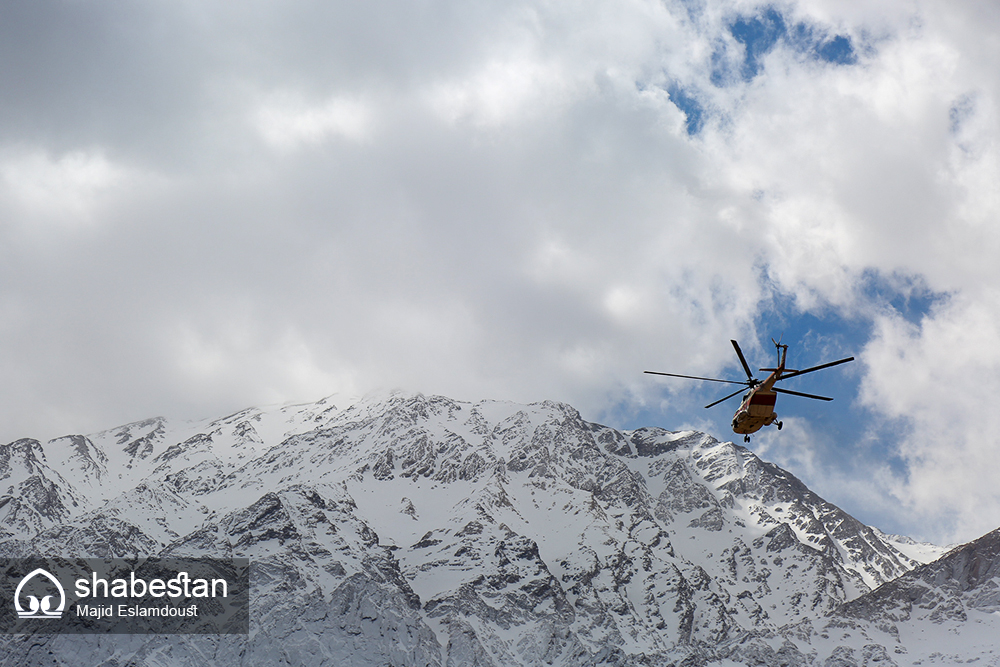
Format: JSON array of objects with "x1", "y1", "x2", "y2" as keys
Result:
[
  {"x1": 644, "y1": 371, "x2": 749, "y2": 386},
  {"x1": 731, "y1": 340, "x2": 755, "y2": 380},
  {"x1": 705, "y1": 387, "x2": 748, "y2": 409},
  {"x1": 772, "y1": 387, "x2": 833, "y2": 401},
  {"x1": 778, "y1": 357, "x2": 854, "y2": 381}
]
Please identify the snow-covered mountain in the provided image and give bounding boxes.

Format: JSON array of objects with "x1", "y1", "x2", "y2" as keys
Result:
[{"x1": 0, "y1": 392, "x2": 992, "y2": 666}]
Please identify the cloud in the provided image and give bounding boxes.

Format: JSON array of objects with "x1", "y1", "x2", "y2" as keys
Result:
[
  {"x1": 0, "y1": 150, "x2": 129, "y2": 224},
  {"x1": 860, "y1": 294, "x2": 1000, "y2": 542},
  {"x1": 255, "y1": 93, "x2": 374, "y2": 149},
  {"x1": 0, "y1": 0, "x2": 998, "y2": 544}
]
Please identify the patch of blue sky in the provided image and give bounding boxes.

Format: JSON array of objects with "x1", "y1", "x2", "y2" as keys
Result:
[
  {"x1": 709, "y1": 43, "x2": 737, "y2": 88},
  {"x1": 666, "y1": 84, "x2": 705, "y2": 136},
  {"x1": 713, "y1": 6, "x2": 858, "y2": 86},
  {"x1": 605, "y1": 271, "x2": 945, "y2": 534},
  {"x1": 744, "y1": 307, "x2": 913, "y2": 533},
  {"x1": 755, "y1": 301, "x2": 878, "y2": 441},
  {"x1": 857, "y1": 269, "x2": 950, "y2": 326},
  {"x1": 786, "y1": 23, "x2": 858, "y2": 66},
  {"x1": 617, "y1": 271, "x2": 944, "y2": 432},
  {"x1": 753, "y1": 276, "x2": 943, "y2": 455},
  {"x1": 814, "y1": 35, "x2": 857, "y2": 65},
  {"x1": 658, "y1": 7, "x2": 862, "y2": 138},
  {"x1": 730, "y1": 7, "x2": 787, "y2": 80}
]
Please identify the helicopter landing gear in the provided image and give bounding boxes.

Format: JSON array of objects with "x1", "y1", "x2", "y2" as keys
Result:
[
  {"x1": 744, "y1": 435, "x2": 751, "y2": 443},
  {"x1": 777, "y1": 421, "x2": 783, "y2": 431}
]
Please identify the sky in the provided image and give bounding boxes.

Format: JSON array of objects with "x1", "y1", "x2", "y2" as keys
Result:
[{"x1": 1, "y1": 0, "x2": 998, "y2": 546}]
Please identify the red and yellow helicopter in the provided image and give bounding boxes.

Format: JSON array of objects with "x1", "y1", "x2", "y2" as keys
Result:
[{"x1": 645, "y1": 339, "x2": 854, "y2": 442}]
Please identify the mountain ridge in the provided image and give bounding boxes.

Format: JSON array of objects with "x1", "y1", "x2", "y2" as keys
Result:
[{"x1": 0, "y1": 391, "x2": 994, "y2": 666}]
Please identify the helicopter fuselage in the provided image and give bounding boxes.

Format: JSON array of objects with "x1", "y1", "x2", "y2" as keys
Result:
[
  {"x1": 732, "y1": 389, "x2": 777, "y2": 434},
  {"x1": 731, "y1": 370, "x2": 780, "y2": 435}
]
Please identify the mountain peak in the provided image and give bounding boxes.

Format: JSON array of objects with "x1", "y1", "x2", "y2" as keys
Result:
[{"x1": 1, "y1": 391, "x2": 988, "y2": 665}]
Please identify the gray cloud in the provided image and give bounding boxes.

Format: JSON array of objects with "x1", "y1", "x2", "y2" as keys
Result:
[{"x1": 1, "y1": 0, "x2": 998, "y2": 543}]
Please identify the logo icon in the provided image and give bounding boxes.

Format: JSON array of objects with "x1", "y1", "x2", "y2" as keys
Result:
[{"x1": 14, "y1": 568, "x2": 66, "y2": 619}]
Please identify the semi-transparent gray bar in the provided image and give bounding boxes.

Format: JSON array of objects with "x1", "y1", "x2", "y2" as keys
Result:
[{"x1": 0, "y1": 558, "x2": 249, "y2": 634}]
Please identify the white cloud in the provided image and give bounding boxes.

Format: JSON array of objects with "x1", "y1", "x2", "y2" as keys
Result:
[
  {"x1": 860, "y1": 294, "x2": 1000, "y2": 542},
  {"x1": 255, "y1": 93, "x2": 373, "y2": 149},
  {"x1": 0, "y1": 0, "x2": 999, "y2": 544},
  {"x1": 428, "y1": 54, "x2": 576, "y2": 128},
  {"x1": 168, "y1": 317, "x2": 357, "y2": 408},
  {"x1": 0, "y1": 150, "x2": 128, "y2": 224}
]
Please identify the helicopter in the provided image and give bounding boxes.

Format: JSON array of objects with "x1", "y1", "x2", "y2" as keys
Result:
[{"x1": 645, "y1": 339, "x2": 854, "y2": 442}]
